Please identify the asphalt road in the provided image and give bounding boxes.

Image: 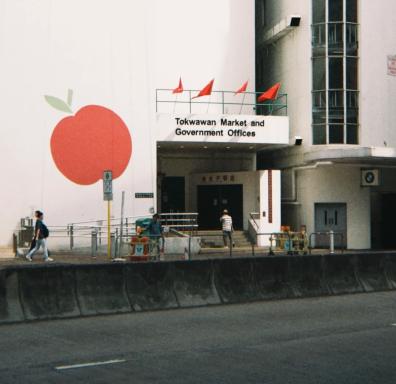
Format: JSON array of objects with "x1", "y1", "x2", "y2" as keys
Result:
[{"x1": 1, "y1": 292, "x2": 396, "y2": 383}]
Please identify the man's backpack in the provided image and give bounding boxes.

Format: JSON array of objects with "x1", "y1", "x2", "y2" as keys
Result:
[{"x1": 41, "y1": 223, "x2": 49, "y2": 238}]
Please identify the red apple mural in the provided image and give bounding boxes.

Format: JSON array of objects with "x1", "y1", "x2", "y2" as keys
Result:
[{"x1": 45, "y1": 90, "x2": 132, "y2": 185}]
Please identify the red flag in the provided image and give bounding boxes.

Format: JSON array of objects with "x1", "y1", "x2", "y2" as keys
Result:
[
  {"x1": 234, "y1": 80, "x2": 248, "y2": 95},
  {"x1": 172, "y1": 77, "x2": 183, "y2": 94},
  {"x1": 258, "y1": 82, "x2": 281, "y2": 102},
  {"x1": 192, "y1": 79, "x2": 214, "y2": 99}
]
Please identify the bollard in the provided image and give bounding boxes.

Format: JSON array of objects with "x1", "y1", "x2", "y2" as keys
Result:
[
  {"x1": 13, "y1": 233, "x2": 17, "y2": 256},
  {"x1": 115, "y1": 228, "x2": 119, "y2": 257},
  {"x1": 91, "y1": 231, "x2": 98, "y2": 258},
  {"x1": 329, "y1": 230, "x2": 335, "y2": 254},
  {"x1": 269, "y1": 234, "x2": 274, "y2": 256},
  {"x1": 110, "y1": 232, "x2": 116, "y2": 258},
  {"x1": 69, "y1": 224, "x2": 74, "y2": 250}
]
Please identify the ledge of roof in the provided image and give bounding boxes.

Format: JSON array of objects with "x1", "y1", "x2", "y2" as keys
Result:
[{"x1": 304, "y1": 146, "x2": 396, "y2": 165}]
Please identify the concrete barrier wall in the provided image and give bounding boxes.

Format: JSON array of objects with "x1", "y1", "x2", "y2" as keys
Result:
[
  {"x1": 1, "y1": 252, "x2": 396, "y2": 324},
  {"x1": 19, "y1": 267, "x2": 79, "y2": 320},
  {"x1": 0, "y1": 269, "x2": 24, "y2": 323}
]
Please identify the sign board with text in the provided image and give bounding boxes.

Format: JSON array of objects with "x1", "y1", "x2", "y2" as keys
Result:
[
  {"x1": 156, "y1": 114, "x2": 289, "y2": 145},
  {"x1": 103, "y1": 170, "x2": 113, "y2": 201}
]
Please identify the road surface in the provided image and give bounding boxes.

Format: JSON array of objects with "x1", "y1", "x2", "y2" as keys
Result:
[{"x1": 1, "y1": 292, "x2": 396, "y2": 383}]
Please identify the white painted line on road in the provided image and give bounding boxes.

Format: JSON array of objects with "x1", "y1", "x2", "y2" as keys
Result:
[
  {"x1": 391, "y1": 324, "x2": 396, "y2": 327},
  {"x1": 55, "y1": 359, "x2": 126, "y2": 371}
]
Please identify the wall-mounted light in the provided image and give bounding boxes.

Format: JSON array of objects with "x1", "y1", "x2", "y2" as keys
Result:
[{"x1": 294, "y1": 136, "x2": 303, "y2": 145}]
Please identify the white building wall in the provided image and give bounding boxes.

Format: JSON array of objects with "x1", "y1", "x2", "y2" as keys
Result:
[
  {"x1": 0, "y1": 0, "x2": 255, "y2": 246},
  {"x1": 257, "y1": 170, "x2": 281, "y2": 246},
  {"x1": 258, "y1": 0, "x2": 311, "y2": 145},
  {"x1": 297, "y1": 166, "x2": 370, "y2": 249},
  {"x1": 359, "y1": 0, "x2": 396, "y2": 148}
]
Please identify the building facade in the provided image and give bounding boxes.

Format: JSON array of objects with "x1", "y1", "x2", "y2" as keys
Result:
[
  {"x1": 0, "y1": 0, "x2": 286, "y2": 250},
  {"x1": 256, "y1": 0, "x2": 396, "y2": 249}
]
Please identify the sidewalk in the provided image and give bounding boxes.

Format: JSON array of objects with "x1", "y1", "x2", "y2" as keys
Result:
[{"x1": 0, "y1": 246, "x2": 356, "y2": 268}]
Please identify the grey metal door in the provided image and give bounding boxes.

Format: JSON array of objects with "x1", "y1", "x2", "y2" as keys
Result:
[{"x1": 314, "y1": 203, "x2": 347, "y2": 248}]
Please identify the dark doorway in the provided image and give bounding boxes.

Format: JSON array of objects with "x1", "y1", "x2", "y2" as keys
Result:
[
  {"x1": 381, "y1": 194, "x2": 396, "y2": 249},
  {"x1": 197, "y1": 185, "x2": 243, "y2": 230},
  {"x1": 161, "y1": 177, "x2": 185, "y2": 212}
]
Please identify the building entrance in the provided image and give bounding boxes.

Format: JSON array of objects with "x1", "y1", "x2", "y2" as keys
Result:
[
  {"x1": 161, "y1": 177, "x2": 185, "y2": 212},
  {"x1": 380, "y1": 194, "x2": 396, "y2": 249},
  {"x1": 314, "y1": 203, "x2": 347, "y2": 248},
  {"x1": 197, "y1": 185, "x2": 243, "y2": 230}
]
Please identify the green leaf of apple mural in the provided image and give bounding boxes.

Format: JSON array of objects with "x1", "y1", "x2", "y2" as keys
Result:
[{"x1": 44, "y1": 95, "x2": 73, "y2": 113}]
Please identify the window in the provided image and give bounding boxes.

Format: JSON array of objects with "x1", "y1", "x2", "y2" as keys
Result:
[
  {"x1": 346, "y1": 0, "x2": 357, "y2": 22},
  {"x1": 311, "y1": 0, "x2": 358, "y2": 145},
  {"x1": 346, "y1": 58, "x2": 358, "y2": 89},
  {"x1": 313, "y1": 0, "x2": 325, "y2": 24},
  {"x1": 312, "y1": 58, "x2": 326, "y2": 90},
  {"x1": 329, "y1": 58, "x2": 343, "y2": 89},
  {"x1": 313, "y1": 125, "x2": 326, "y2": 145},
  {"x1": 329, "y1": 0, "x2": 343, "y2": 21},
  {"x1": 328, "y1": 23, "x2": 343, "y2": 55},
  {"x1": 329, "y1": 125, "x2": 344, "y2": 143},
  {"x1": 346, "y1": 124, "x2": 358, "y2": 144}
]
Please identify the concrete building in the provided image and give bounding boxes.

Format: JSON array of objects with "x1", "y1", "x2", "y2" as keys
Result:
[
  {"x1": 0, "y1": 0, "x2": 287, "y2": 251},
  {"x1": 256, "y1": 0, "x2": 396, "y2": 249}
]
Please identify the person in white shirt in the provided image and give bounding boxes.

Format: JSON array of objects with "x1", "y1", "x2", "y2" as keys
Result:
[{"x1": 220, "y1": 209, "x2": 233, "y2": 248}]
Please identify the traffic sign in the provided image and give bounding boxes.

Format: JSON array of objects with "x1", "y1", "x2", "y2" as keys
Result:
[{"x1": 103, "y1": 170, "x2": 113, "y2": 201}]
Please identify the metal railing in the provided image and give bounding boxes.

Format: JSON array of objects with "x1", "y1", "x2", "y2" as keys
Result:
[
  {"x1": 159, "y1": 213, "x2": 198, "y2": 235},
  {"x1": 249, "y1": 212, "x2": 260, "y2": 230},
  {"x1": 155, "y1": 89, "x2": 287, "y2": 116},
  {"x1": 16, "y1": 214, "x2": 346, "y2": 260},
  {"x1": 308, "y1": 231, "x2": 345, "y2": 254},
  {"x1": 250, "y1": 232, "x2": 309, "y2": 256}
]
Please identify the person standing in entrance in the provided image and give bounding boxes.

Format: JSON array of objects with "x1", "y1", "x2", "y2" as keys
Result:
[
  {"x1": 26, "y1": 210, "x2": 54, "y2": 262},
  {"x1": 220, "y1": 209, "x2": 233, "y2": 248},
  {"x1": 147, "y1": 213, "x2": 164, "y2": 260}
]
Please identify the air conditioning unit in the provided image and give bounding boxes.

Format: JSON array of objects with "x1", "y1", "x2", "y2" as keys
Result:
[{"x1": 361, "y1": 169, "x2": 380, "y2": 186}]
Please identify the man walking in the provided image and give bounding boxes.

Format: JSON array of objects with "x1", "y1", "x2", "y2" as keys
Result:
[
  {"x1": 220, "y1": 209, "x2": 233, "y2": 248},
  {"x1": 26, "y1": 210, "x2": 54, "y2": 262}
]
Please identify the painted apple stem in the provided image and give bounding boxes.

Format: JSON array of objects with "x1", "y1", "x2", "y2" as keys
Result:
[{"x1": 67, "y1": 89, "x2": 73, "y2": 107}]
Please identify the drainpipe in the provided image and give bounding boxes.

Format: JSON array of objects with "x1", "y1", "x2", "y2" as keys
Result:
[{"x1": 282, "y1": 161, "x2": 333, "y2": 204}]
